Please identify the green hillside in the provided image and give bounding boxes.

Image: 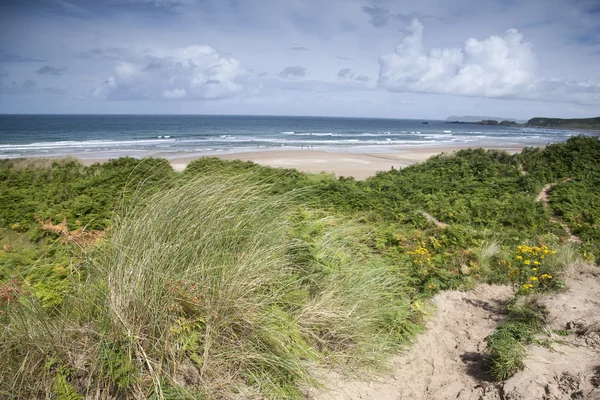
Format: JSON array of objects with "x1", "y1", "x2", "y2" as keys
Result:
[{"x1": 527, "y1": 116, "x2": 600, "y2": 130}]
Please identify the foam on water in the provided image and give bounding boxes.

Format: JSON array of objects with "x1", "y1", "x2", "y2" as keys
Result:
[{"x1": 0, "y1": 115, "x2": 594, "y2": 159}]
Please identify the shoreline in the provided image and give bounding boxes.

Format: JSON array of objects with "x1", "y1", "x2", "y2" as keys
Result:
[{"x1": 75, "y1": 145, "x2": 528, "y2": 179}]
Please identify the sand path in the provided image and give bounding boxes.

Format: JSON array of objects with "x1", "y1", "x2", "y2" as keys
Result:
[
  {"x1": 310, "y1": 264, "x2": 600, "y2": 400},
  {"x1": 536, "y1": 179, "x2": 581, "y2": 243},
  {"x1": 310, "y1": 285, "x2": 512, "y2": 400}
]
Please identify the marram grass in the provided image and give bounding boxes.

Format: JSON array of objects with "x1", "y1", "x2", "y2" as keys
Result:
[{"x1": 1, "y1": 174, "x2": 421, "y2": 399}]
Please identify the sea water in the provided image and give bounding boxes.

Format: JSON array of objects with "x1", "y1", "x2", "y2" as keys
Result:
[{"x1": 0, "y1": 114, "x2": 594, "y2": 159}]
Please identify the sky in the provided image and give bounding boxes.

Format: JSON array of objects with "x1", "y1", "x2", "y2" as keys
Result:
[{"x1": 0, "y1": 0, "x2": 599, "y2": 120}]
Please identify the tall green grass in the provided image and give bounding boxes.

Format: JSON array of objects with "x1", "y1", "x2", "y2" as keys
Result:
[{"x1": 1, "y1": 174, "x2": 421, "y2": 399}]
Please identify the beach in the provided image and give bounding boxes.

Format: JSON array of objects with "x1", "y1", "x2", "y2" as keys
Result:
[{"x1": 79, "y1": 145, "x2": 527, "y2": 179}]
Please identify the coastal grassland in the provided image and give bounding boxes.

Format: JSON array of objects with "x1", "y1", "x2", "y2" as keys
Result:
[
  {"x1": 1, "y1": 174, "x2": 422, "y2": 399},
  {"x1": 1, "y1": 136, "x2": 599, "y2": 397},
  {"x1": 520, "y1": 135, "x2": 600, "y2": 263}
]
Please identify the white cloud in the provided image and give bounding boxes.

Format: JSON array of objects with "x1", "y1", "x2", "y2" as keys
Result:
[
  {"x1": 378, "y1": 19, "x2": 600, "y2": 106},
  {"x1": 378, "y1": 20, "x2": 537, "y2": 98},
  {"x1": 93, "y1": 45, "x2": 247, "y2": 101}
]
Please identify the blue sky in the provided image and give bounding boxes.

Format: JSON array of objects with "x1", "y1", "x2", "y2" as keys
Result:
[{"x1": 0, "y1": 0, "x2": 599, "y2": 119}]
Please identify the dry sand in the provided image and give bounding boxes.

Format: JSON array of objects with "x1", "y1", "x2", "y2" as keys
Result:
[
  {"x1": 309, "y1": 284, "x2": 513, "y2": 400},
  {"x1": 78, "y1": 145, "x2": 526, "y2": 179},
  {"x1": 308, "y1": 263, "x2": 600, "y2": 400},
  {"x1": 163, "y1": 145, "x2": 525, "y2": 179}
]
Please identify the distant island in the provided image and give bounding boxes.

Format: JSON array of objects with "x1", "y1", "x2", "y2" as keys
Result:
[
  {"x1": 446, "y1": 116, "x2": 600, "y2": 131},
  {"x1": 447, "y1": 119, "x2": 521, "y2": 127},
  {"x1": 446, "y1": 115, "x2": 526, "y2": 123}
]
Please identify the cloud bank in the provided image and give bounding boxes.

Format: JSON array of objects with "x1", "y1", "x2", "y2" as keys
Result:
[{"x1": 93, "y1": 45, "x2": 247, "y2": 101}]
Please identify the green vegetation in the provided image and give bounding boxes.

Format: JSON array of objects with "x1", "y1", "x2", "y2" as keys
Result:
[
  {"x1": 484, "y1": 242, "x2": 578, "y2": 381},
  {"x1": 1, "y1": 136, "x2": 599, "y2": 397},
  {"x1": 526, "y1": 116, "x2": 600, "y2": 130},
  {"x1": 486, "y1": 296, "x2": 548, "y2": 380},
  {"x1": 520, "y1": 135, "x2": 600, "y2": 263}
]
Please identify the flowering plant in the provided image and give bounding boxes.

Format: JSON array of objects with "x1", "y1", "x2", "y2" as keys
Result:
[{"x1": 505, "y1": 245, "x2": 556, "y2": 292}]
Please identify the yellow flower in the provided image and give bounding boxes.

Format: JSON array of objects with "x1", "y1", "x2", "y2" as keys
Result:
[
  {"x1": 528, "y1": 276, "x2": 538, "y2": 281},
  {"x1": 533, "y1": 261, "x2": 540, "y2": 266},
  {"x1": 532, "y1": 268, "x2": 537, "y2": 271},
  {"x1": 524, "y1": 260, "x2": 531, "y2": 265},
  {"x1": 516, "y1": 255, "x2": 523, "y2": 260},
  {"x1": 522, "y1": 283, "x2": 534, "y2": 289},
  {"x1": 540, "y1": 274, "x2": 553, "y2": 280}
]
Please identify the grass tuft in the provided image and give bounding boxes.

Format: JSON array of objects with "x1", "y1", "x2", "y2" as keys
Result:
[{"x1": 485, "y1": 296, "x2": 547, "y2": 380}]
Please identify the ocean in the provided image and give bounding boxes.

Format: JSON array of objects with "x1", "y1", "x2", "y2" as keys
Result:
[{"x1": 0, "y1": 114, "x2": 593, "y2": 160}]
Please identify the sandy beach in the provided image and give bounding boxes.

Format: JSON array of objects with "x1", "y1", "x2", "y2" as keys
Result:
[
  {"x1": 77, "y1": 145, "x2": 528, "y2": 179},
  {"x1": 164, "y1": 145, "x2": 526, "y2": 179}
]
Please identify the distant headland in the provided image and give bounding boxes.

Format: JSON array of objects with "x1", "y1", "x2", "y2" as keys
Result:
[{"x1": 446, "y1": 116, "x2": 600, "y2": 131}]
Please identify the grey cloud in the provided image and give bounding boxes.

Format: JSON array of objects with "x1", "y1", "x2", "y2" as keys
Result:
[
  {"x1": 279, "y1": 66, "x2": 306, "y2": 79},
  {"x1": 36, "y1": 65, "x2": 69, "y2": 75},
  {"x1": 337, "y1": 56, "x2": 353, "y2": 61},
  {"x1": 337, "y1": 68, "x2": 370, "y2": 82},
  {"x1": 361, "y1": 5, "x2": 433, "y2": 28},
  {"x1": 143, "y1": 60, "x2": 163, "y2": 71},
  {"x1": 107, "y1": 0, "x2": 186, "y2": 15},
  {"x1": 0, "y1": 68, "x2": 7, "y2": 78},
  {"x1": 22, "y1": 80, "x2": 36, "y2": 89},
  {"x1": 77, "y1": 47, "x2": 136, "y2": 60},
  {"x1": 0, "y1": 51, "x2": 45, "y2": 63},
  {"x1": 9, "y1": 0, "x2": 188, "y2": 19},
  {"x1": 289, "y1": 45, "x2": 309, "y2": 51},
  {"x1": 76, "y1": 48, "x2": 107, "y2": 58},
  {"x1": 362, "y1": 6, "x2": 392, "y2": 28},
  {"x1": 337, "y1": 68, "x2": 353, "y2": 79},
  {"x1": 0, "y1": 79, "x2": 37, "y2": 94}
]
